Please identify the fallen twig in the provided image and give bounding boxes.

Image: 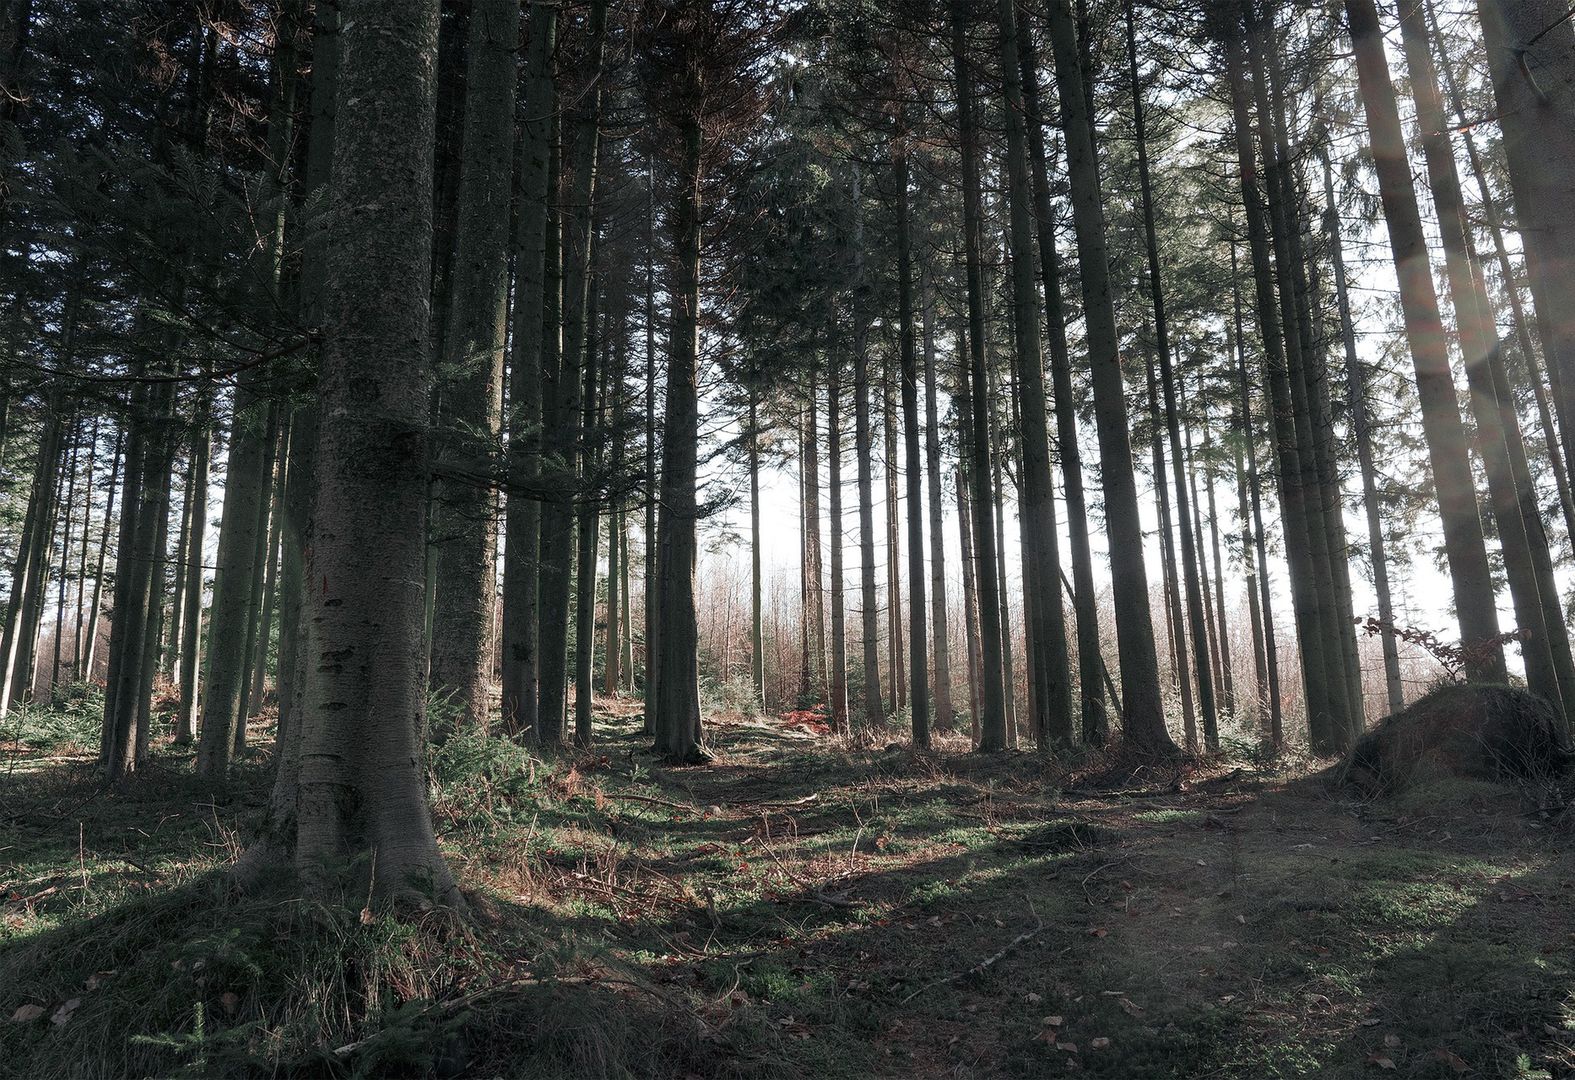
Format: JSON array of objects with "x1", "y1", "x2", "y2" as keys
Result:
[{"x1": 901, "y1": 899, "x2": 1047, "y2": 1003}]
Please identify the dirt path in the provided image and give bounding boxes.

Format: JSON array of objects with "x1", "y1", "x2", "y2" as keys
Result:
[{"x1": 3, "y1": 706, "x2": 1572, "y2": 1078}]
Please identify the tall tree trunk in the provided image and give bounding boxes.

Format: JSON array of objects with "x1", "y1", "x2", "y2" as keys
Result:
[
  {"x1": 1260, "y1": 30, "x2": 1366, "y2": 741},
  {"x1": 1320, "y1": 157, "x2": 1404, "y2": 717},
  {"x1": 749, "y1": 381, "x2": 765, "y2": 712},
  {"x1": 640, "y1": 154, "x2": 658, "y2": 729},
  {"x1": 49, "y1": 418, "x2": 81, "y2": 699},
  {"x1": 1200, "y1": 421, "x2": 1236, "y2": 714},
  {"x1": 1474, "y1": 0, "x2": 1575, "y2": 529},
  {"x1": 650, "y1": 83, "x2": 705, "y2": 764},
  {"x1": 950, "y1": 1, "x2": 1007, "y2": 750},
  {"x1": 850, "y1": 167, "x2": 885, "y2": 735},
  {"x1": 239, "y1": 0, "x2": 458, "y2": 906},
  {"x1": 82, "y1": 431, "x2": 121, "y2": 684},
  {"x1": 426, "y1": 0, "x2": 522, "y2": 731},
  {"x1": 803, "y1": 363, "x2": 828, "y2": 704},
  {"x1": 248, "y1": 422, "x2": 287, "y2": 721},
  {"x1": 175, "y1": 414, "x2": 209, "y2": 743},
  {"x1": 1, "y1": 400, "x2": 62, "y2": 715},
  {"x1": 999, "y1": 0, "x2": 1072, "y2": 749},
  {"x1": 1230, "y1": 243, "x2": 1285, "y2": 746},
  {"x1": 920, "y1": 277, "x2": 953, "y2": 733},
  {"x1": 1128, "y1": 0, "x2": 1216, "y2": 750},
  {"x1": 1041, "y1": 0, "x2": 1175, "y2": 756},
  {"x1": 1430, "y1": 0, "x2": 1575, "y2": 550},
  {"x1": 1147, "y1": 349, "x2": 1196, "y2": 750},
  {"x1": 882, "y1": 359, "x2": 906, "y2": 718},
  {"x1": 1224, "y1": 25, "x2": 1343, "y2": 753},
  {"x1": 895, "y1": 129, "x2": 930, "y2": 748},
  {"x1": 956, "y1": 463, "x2": 984, "y2": 743},
  {"x1": 500, "y1": 1, "x2": 556, "y2": 741},
  {"x1": 1396, "y1": 0, "x2": 1575, "y2": 723},
  {"x1": 574, "y1": 283, "x2": 603, "y2": 746},
  {"x1": 540, "y1": 0, "x2": 607, "y2": 745},
  {"x1": 235, "y1": 405, "x2": 280, "y2": 749},
  {"x1": 1344, "y1": 0, "x2": 1506, "y2": 683},
  {"x1": 1020, "y1": 26, "x2": 1104, "y2": 745},
  {"x1": 163, "y1": 436, "x2": 192, "y2": 682},
  {"x1": 196, "y1": 20, "x2": 298, "y2": 776},
  {"x1": 134, "y1": 454, "x2": 173, "y2": 763},
  {"x1": 71, "y1": 418, "x2": 102, "y2": 684},
  {"x1": 827, "y1": 347, "x2": 850, "y2": 734}
]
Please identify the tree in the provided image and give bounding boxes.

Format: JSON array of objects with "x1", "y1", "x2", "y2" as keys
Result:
[
  {"x1": 1039, "y1": 0, "x2": 1177, "y2": 757},
  {"x1": 238, "y1": 0, "x2": 457, "y2": 905},
  {"x1": 427, "y1": 0, "x2": 522, "y2": 731}
]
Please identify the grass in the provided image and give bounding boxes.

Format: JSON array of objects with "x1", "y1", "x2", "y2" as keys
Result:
[{"x1": 2, "y1": 695, "x2": 1573, "y2": 1078}]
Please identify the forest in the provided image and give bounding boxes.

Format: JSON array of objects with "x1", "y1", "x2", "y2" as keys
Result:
[{"x1": 1, "y1": 0, "x2": 1574, "y2": 1076}]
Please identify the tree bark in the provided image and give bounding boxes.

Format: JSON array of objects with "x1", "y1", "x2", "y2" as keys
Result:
[
  {"x1": 1040, "y1": 0, "x2": 1175, "y2": 756},
  {"x1": 895, "y1": 129, "x2": 930, "y2": 749},
  {"x1": 920, "y1": 278, "x2": 953, "y2": 733},
  {"x1": 1320, "y1": 154, "x2": 1404, "y2": 717},
  {"x1": 500, "y1": 2, "x2": 556, "y2": 741},
  {"x1": 426, "y1": 0, "x2": 522, "y2": 730},
  {"x1": 650, "y1": 89, "x2": 705, "y2": 763},
  {"x1": 999, "y1": 0, "x2": 1073, "y2": 749},
  {"x1": 827, "y1": 346, "x2": 850, "y2": 734},
  {"x1": 242, "y1": 0, "x2": 458, "y2": 905},
  {"x1": 1475, "y1": 0, "x2": 1575, "y2": 538},
  {"x1": 1345, "y1": 0, "x2": 1506, "y2": 683},
  {"x1": 1396, "y1": 0, "x2": 1575, "y2": 724},
  {"x1": 950, "y1": 2, "x2": 1007, "y2": 751}
]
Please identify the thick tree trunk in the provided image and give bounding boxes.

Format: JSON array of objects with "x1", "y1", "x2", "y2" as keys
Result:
[
  {"x1": 651, "y1": 102, "x2": 705, "y2": 764},
  {"x1": 1345, "y1": 0, "x2": 1506, "y2": 682},
  {"x1": 240, "y1": 0, "x2": 457, "y2": 905},
  {"x1": 1042, "y1": 0, "x2": 1175, "y2": 756}
]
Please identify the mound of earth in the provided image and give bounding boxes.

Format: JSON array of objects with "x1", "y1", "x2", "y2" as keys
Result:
[{"x1": 1343, "y1": 683, "x2": 1570, "y2": 795}]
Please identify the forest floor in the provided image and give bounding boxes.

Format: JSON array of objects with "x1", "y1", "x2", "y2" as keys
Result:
[{"x1": 2, "y1": 690, "x2": 1573, "y2": 1078}]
